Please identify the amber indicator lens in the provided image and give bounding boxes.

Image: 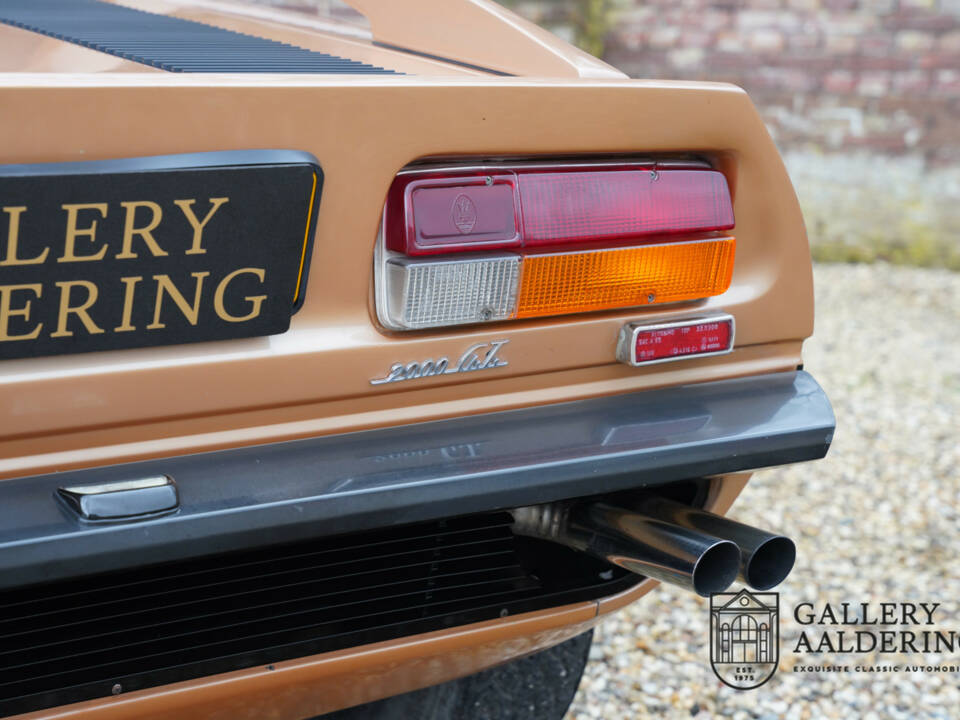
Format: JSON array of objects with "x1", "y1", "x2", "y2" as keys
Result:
[
  {"x1": 516, "y1": 237, "x2": 735, "y2": 319},
  {"x1": 616, "y1": 314, "x2": 735, "y2": 367}
]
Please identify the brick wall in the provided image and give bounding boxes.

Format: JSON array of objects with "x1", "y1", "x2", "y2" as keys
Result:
[
  {"x1": 265, "y1": 1, "x2": 959, "y2": 165},
  {"x1": 600, "y1": 0, "x2": 960, "y2": 165},
  {"x1": 258, "y1": 0, "x2": 960, "y2": 263}
]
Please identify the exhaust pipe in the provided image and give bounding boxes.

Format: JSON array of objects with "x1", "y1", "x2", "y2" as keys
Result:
[
  {"x1": 512, "y1": 502, "x2": 741, "y2": 597},
  {"x1": 628, "y1": 496, "x2": 796, "y2": 591}
]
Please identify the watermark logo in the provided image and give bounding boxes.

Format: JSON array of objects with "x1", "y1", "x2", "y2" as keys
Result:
[{"x1": 710, "y1": 589, "x2": 780, "y2": 689}]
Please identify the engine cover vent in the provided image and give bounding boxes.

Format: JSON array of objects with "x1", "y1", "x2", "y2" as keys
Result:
[{"x1": 0, "y1": 0, "x2": 399, "y2": 74}]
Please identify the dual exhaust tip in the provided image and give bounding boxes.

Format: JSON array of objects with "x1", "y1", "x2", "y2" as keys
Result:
[{"x1": 512, "y1": 496, "x2": 796, "y2": 597}]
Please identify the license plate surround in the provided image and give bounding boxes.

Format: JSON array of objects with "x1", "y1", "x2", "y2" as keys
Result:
[{"x1": 0, "y1": 150, "x2": 321, "y2": 360}]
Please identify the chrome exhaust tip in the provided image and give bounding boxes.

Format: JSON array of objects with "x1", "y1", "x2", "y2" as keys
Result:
[
  {"x1": 685, "y1": 537, "x2": 743, "y2": 597},
  {"x1": 741, "y1": 534, "x2": 796, "y2": 591},
  {"x1": 630, "y1": 495, "x2": 797, "y2": 591},
  {"x1": 511, "y1": 502, "x2": 742, "y2": 597},
  {"x1": 512, "y1": 495, "x2": 798, "y2": 594}
]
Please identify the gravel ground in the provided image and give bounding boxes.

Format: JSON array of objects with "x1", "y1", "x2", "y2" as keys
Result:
[{"x1": 567, "y1": 263, "x2": 960, "y2": 720}]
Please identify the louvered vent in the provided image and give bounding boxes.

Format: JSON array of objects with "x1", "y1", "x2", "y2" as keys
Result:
[
  {"x1": 0, "y1": 0, "x2": 399, "y2": 74},
  {"x1": 0, "y1": 512, "x2": 631, "y2": 716}
]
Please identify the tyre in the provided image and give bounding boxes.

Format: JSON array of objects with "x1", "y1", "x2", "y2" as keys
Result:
[{"x1": 317, "y1": 629, "x2": 594, "y2": 720}]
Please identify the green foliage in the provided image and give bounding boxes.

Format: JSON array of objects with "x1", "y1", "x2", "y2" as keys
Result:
[
  {"x1": 570, "y1": 0, "x2": 618, "y2": 58},
  {"x1": 811, "y1": 233, "x2": 960, "y2": 272},
  {"x1": 793, "y1": 159, "x2": 960, "y2": 273},
  {"x1": 499, "y1": 0, "x2": 622, "y2": 58},
  {"x1": 806, "y1": 199, "x2": 960, "y2": 271}
]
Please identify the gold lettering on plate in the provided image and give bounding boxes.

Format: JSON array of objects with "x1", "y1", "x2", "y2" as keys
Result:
[
  {"x1": 0, "y1": 193, "x2": 280, "y2": 343},
  {"x1": 370, "y1": 340, "x2": 510, "y2": 385},
  {"x1": 175, "y1": 197, "x2": 229, "y2": 256},
  {"x1": 51, "y1": 280, "x2": 104, "y2": 338},
  {"x1": 1, "y1": 206, "x2": 48, "y2": 266},
  {"x1": 116, "y1": 201, "x2": 167, "y2": 259},
  {"x1": 114, "y1": 276, "x2": 143, "y2": 333},
  {"x1": 0, "y1": 196, "x2": 231, "y2": 264},
  {"x1": 148, "y1": 272, "x2": 210, "y2": 330},
  {"x1": 59, "y1": 203, "x2": 109, "y2": 263},
  {"x1": 214, "y1": 268, "x2": 267, "y2": 322},
  {"x1": 0, "y1": 283, "x2": 43, "y2": 341}
]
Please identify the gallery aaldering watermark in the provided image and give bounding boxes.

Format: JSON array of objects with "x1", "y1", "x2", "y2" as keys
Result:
[
  {"x1": 709, "y1": 591, "x2": 960, "y2": 690},
  {"x1": 710, "y1": 589, "x2": 780, "y2": 689}
]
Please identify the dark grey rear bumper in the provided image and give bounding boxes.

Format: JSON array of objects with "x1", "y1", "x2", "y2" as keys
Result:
[{"x1": 0, "y1": 370, "x2": 834, "y2": 590}]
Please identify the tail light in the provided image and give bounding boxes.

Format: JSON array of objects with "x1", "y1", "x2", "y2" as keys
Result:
[{"x1": 376, "y1": 161, "x2": 735, "y2": 331}]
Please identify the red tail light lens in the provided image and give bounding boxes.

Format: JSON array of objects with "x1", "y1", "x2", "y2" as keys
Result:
[
  {"x1": 518, "y1": 168, "x2": 733, "y2": 247},
  {"x1": 386, "y1": 164, "x2": 734, "y2": 256},
  {"x1": 385, "y1": 172, "x2": 522, "y2": 255}
]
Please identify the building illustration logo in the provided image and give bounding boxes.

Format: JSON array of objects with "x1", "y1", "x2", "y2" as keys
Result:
[{"x1": 710, "y1": 589, "x2": 779, "y2": 689}]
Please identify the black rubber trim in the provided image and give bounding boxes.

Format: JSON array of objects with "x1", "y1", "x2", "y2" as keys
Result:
[
  {"x1": 0, "y1": 149, "x2": 322, "y2": 177},
  {"x1": 0, "y1": 371, "x2": 834, "y2": 590},
  {"x1": 0, "y1": 0, "x2": 399, "y2": 74}
]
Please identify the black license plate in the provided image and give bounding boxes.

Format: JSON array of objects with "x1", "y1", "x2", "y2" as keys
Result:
[{"x1": 0, "y1": 150, "x2": 321, "y2": 361}]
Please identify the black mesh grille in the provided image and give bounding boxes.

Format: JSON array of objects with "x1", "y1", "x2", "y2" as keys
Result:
[
  {"x1": 0, "y1": 0, "x2": 399, "y2": 74},
  {"x1": 0, "y1": 512, "x2": 631, "y2": 717}
]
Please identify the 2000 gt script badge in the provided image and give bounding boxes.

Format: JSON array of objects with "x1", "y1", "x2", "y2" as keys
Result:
[
  {"x1": 0, "y1": 150, "x2": 321, "y2": 361},
  {"x1": 370, "y1": 340, "x2": 509, "y2": 385}
]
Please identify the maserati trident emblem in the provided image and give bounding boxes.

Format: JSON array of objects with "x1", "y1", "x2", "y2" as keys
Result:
[
  {"x1": 370, "y1": 340, "x2": 509, "y2": 385},
  {"x1": 710, "y1": 589, "x2": 780, "y2": 689},
  {"x1": 451, "y1": 193, "x2": 478, "y2": 234}
]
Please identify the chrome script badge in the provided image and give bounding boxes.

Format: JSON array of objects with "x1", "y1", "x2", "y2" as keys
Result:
[{"x1": 370, "y1": 340, "x2": 509, "y2": 385}]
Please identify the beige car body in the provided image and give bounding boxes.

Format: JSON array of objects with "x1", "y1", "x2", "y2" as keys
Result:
[{"x1": 0, "y1": 1, "x2": 814, "y2": 718}]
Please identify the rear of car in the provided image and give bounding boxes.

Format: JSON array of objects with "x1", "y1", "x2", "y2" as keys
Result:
[{"x1": 0, "y1": 1, "x2": 833, "y2": 718}]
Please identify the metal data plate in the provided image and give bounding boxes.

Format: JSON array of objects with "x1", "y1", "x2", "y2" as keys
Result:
[{"x1": 0, "y1": 150, "x2": 321, "y2": 360}]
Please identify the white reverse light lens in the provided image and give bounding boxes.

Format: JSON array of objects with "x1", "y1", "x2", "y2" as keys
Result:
[{"x1": 381, "y1": 254, "x2": 521, "y2": 330}]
